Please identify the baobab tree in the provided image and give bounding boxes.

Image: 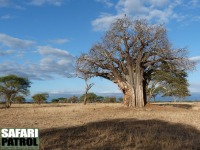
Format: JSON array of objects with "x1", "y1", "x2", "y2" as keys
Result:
[{"x1": 77, "y1": 17, "x2": 195, "y2": 107}]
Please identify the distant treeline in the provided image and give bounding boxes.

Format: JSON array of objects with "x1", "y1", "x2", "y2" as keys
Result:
[
  {"x1": 0, "y1": 92, "x2": 123, "y2": 104},
  {"x1": 51, "y1": 93, "x2": 123, "y2": 103}
]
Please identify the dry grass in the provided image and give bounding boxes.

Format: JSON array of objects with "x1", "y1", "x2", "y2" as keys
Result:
[{"x1": 0, "y1": 102, "x2": 200, "y2": 149}]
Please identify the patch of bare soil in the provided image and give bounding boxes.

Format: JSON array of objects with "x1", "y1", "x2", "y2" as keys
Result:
[{"x1": 0, "y1": 102, "x2": 200, "y2": 149}]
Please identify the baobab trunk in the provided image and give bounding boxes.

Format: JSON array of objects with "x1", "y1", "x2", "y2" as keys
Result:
[
  {"x1": 134, "y1": 68, "x2": 145, "y2": 107},
  {"x1": 123, "y1": 86, "x2": 134, "y2": 107},
  {"x1": 115, "y1": 80, "x2": 137, "y2": 107}
]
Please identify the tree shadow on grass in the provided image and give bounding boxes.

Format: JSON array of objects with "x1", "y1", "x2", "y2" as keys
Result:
[{"x1": 40, "y1": 119, "x2": 200, "y2": 150}]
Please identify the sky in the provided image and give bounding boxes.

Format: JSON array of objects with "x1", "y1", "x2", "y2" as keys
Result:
[{"x1": 0, "y1": 0, "x2": 200, "y2": 98}]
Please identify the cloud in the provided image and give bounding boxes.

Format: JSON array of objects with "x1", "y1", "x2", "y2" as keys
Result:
[
  {"x1": 0, "y1": 0, "x2": 23, "y2": 9},
  {"x1": 38, "y1": 46, "x2": 70, "y2": 57},
  {"x1": 0, "y1": 14, "x2": 12, "y2": 20},
  {"x1": 0, "y1": 0, "x2": 64, "y2": 8},
  {"x1": 0, "y1": 50, "x2": 14, "y2": 56},
  {"x1": 29, "y1": 0, "x2": 63, "y2": 6},
  {"x1": 0, "y1": 0, "x2": 10, "y2": 7},
  {"x1": 149, "y1": 0, "x2": 169, "y2": 7},
  {"x1": 189, "y1": 56, "x2": 200, "y2": 62},
  {"x1": 0, "y1": 46, "x2": 76, "y2": 80},
  {"x1": 38, "y1": 46, "x2": 75, "y2": 76},
  {"x1": 0, "y1": 33, "x2": 35, "y2": 49},
  {"x1": 192, "y1": 16, "x2": 200, "y2": 22},
  {"x1": 49, "y1": 38, "x2": 69, "y2": 44},
  {"x1": 92, "y1": 0, "x2": 182, "y2": 31},
  {"x1": 92, "y1": 13, "x2": 123, "y2": 31},
  {"x1": 96, "y1": 0, "x2": 114, "y2": 8}
]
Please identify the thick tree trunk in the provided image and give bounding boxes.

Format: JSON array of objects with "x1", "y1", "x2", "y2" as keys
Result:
[
  {"x1": 135, "y1": 83, "x2": 144, "y2": 107},
  {"x1": 123, "y1": 86, "x2": 135, "y2": 107},
  {"x1": 115, "y1": 80, "x2": 132, "y2": 107},
  {"x1": 115, "y1": 66, "x2": 146, "y2": 108},
  {"x1": 134, "y1": 69, "x2": 145, "y2": 107},
  {"x1": 6, "y1": 101, "x2": 10, "y2": 108},
  {"x1": 5, "y1": 96, "x2": 11, "y2": 108}
]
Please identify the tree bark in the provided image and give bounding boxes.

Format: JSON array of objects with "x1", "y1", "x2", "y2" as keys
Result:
[
  {"x1": 134, "y1": 67, "x2": 145, "y2": 107},
  {"x1": 6, "y1": 101, "x2": 10, "y2": 108},
  {"x1": 5, "y1": 96, "x2": 12, "y2": 108},
  {"x1": 84, "y1": 92, "x2": 88, "y2": 105}
]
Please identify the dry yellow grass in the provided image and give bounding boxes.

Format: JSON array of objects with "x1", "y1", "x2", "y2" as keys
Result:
[{"x1": 0, "y1": 102, "x2": 200, "y2": 149}]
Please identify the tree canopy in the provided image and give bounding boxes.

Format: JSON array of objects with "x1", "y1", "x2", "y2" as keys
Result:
[
  {"x1": 77, "y1": 17, "x2": 195, "y2": 107},
  {"x1": 32, "y1": 93, "x2": 49, "y2": 104},
  {"x1": 147, "y1": 63, "x2": 190, "y2": 102},
  {"x1": 80, "y1": 93, "x2": 97, "y2": 103},
  {"x1": 0, "y1": 75, "x2": 31, "y2": 108}
]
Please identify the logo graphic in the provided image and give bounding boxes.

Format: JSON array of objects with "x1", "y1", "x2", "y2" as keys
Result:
[{"x1": 0, "y1": 128, "x2": 39, "y2": 150}]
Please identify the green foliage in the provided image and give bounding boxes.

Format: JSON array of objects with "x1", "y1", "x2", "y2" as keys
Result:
[
  {"x1": 51, "y1": 97, "x2": 68, "y2": 103},
  {"x1": 96, "y1": 96, "x2": 104, "y2": 102},
  {"x1": 160, "y1": 71, "x2": 190, "y2": 99},
  {"x1": 68, "y1": 96, "x2": 79, "y2": 103},
  {"x1": 147, "y1": 62, "x2": 190, "y2": 102},
  {"x1": 51, "y1": 99, "x2": 60, "y2": 103},
  {"x1": 103, "y1": 97, "x2": 116, "y2": 103},
  {"x1": 13, "y1": 95, "x2": 26, "y2": 103},
  {"x1": 80, "y1": 93, "x2": 97, "y2": 103},
  {"x1": 0, "y1": 74, "x2": 31, "y2": 108},
  {"x1": 32, "y1": 93, "x2": 49, "y2": 104}
]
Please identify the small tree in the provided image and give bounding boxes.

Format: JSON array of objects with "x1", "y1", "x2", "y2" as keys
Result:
[
  {"x1": 147, "y1": 63, "x2": 190, "y2": 102},
  {"x1": 103, "y1": 97, "x2": 117, "y2": 103},
  {"x1": 32, "y1": 93, "x2": 49, "y2": 104},
  {"x1": 160, "y1": 71, "x2": 190, "y2": 102},
  {"x1": 96, "y1": 96, "x2": 104, "y2": 103},
  {"x1": 13, "y1": 95, "x2": 26, "y2": 104},
  {"x1": 80, "y1": 93, "x2": 97, "y2": 103},
  {"x1": 76, "y1": 71, "x2": 94, "y2": 105},
  {"x1": 0, "y1": 75, "x2": 31, "y2": 108},
  {"x1": 51, "y1": 97, "x2": 68, "y2": 103},
  {"x1": 68, "y1": 96, "x2": 79, "y2": 103},
  {"x1": 51, "y1": 99, "x2": 60, "y2": 103}
]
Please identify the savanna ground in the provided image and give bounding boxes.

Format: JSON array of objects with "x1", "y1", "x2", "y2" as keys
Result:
[{"x1": 0, "y1": 102, "x2": 200, "y2": 150}]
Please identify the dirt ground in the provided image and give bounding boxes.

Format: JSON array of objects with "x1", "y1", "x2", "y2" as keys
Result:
[
  {"x1": 0, "y1": 102, "x2": 200, "y2": 149},
  {"x1": 0, "y1": 102, "x2": 200, "y2": 130}
]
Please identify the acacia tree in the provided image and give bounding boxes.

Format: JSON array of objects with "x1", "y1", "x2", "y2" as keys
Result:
[
  {"x1": 80, "y1": 92, "x2": 97, "y2": 103},
  {"x1": 0, "y1": 75, "x2": 31, "y2": 108},
  {"x1": 68, "y1": 96, "x2": 79, "y2": 103},
  {"x1": 77, "y1": 17, "x2": 194, "y2": 107},
  {"x1": 160, "y1": 70, "x2": 190, "y2": 101},
  {"x1": 32, "y1": 93, "x2": 49, "y2": 104},
  {"x1": 147, "y1": 63, "x2": 190, "y2": 102}
]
